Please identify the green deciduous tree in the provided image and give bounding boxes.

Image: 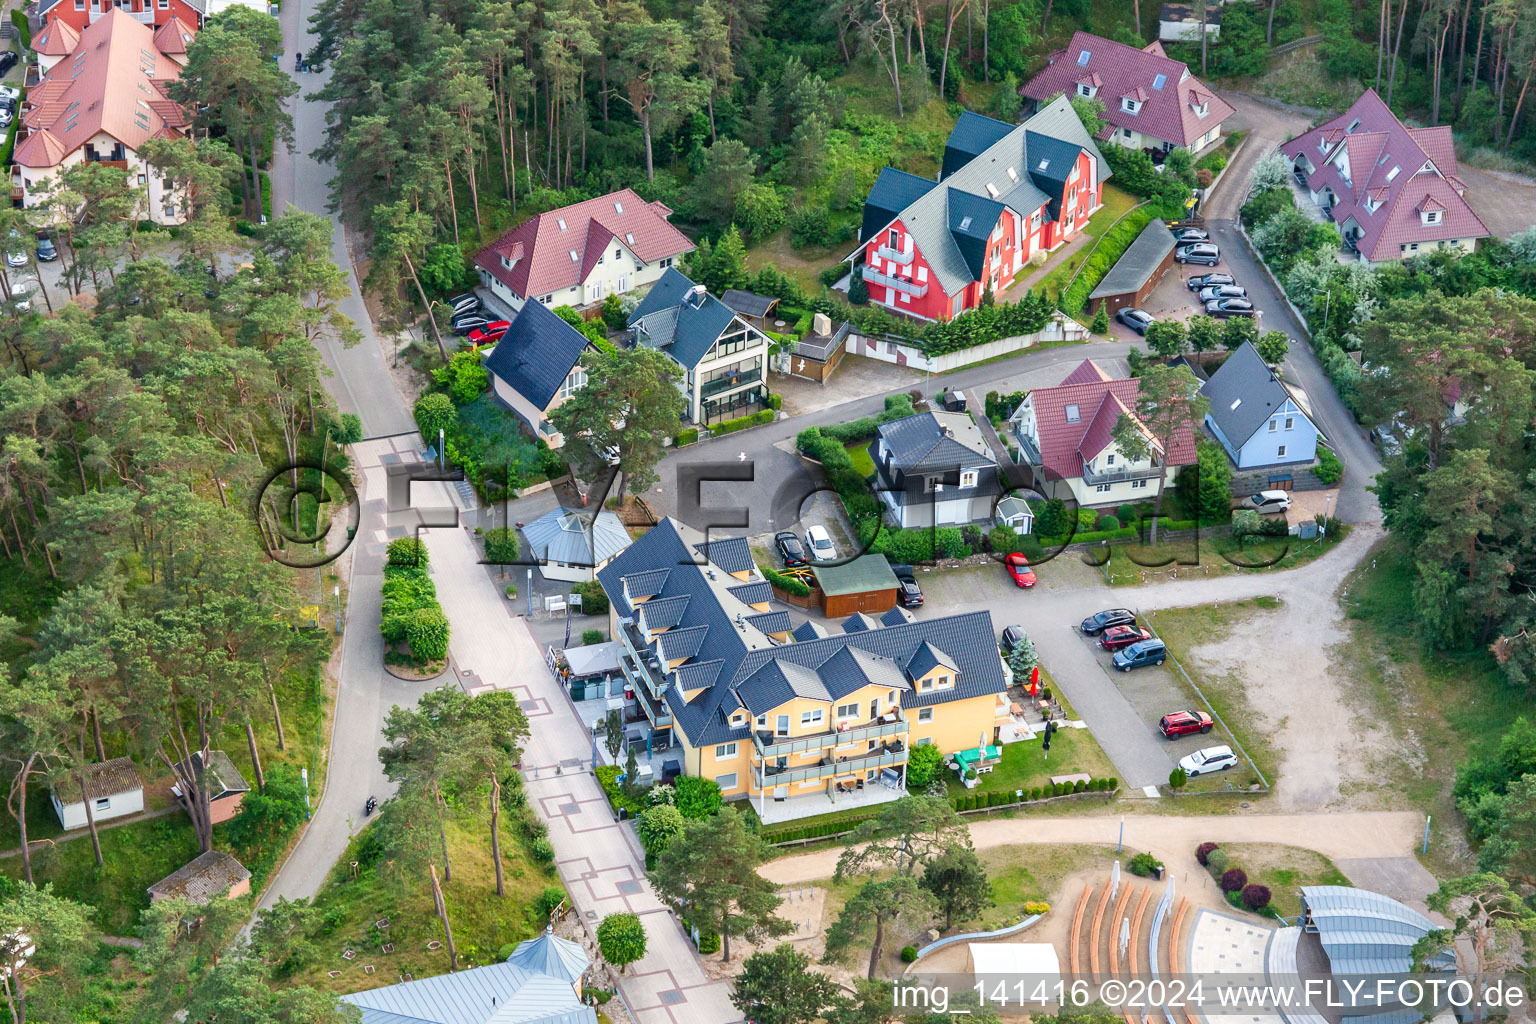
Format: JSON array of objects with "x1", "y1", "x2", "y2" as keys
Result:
[
  {"x1": 1144, "y1": 319, "x2": 1188, "y2": 359},
  {"x1": 0, "y1": 882, "x2": 94, "y2": 1024},
  {"x1": 637, "y1": 803, "x2": 686, "y2": 857},
  {"x1": 597, "y1": 912, "x2": 648, "y2": 973},
  {"x1": 734, "y1": 943, "x2": 841, "y2": 1024},
  {"x1": 1111, "y1": 364, "x2": 1207, "y2": 544},
  {"x1": 823, "y1": 876, "x2": 937, "y2": 980},
  {"x1": 549, "y1": 346, "x2": 686, "y2": 499}
]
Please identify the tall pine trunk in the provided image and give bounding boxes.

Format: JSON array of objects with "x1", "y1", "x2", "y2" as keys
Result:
[
  {"x1": 430, "y1": 862, "x2": 459, "y2": 970},
  {"x1": 77, "y1": 767, "x2": 103, "y2": 867},
  {"x1": 244, "y1": 720, "x2": 266, "y2": 793},
  {"x1": 1386, "y1": 0, "x2": 1410, "y2": 106},
  {"x1": 489, "y1": 774, "x2": 504, "y2": 896}
]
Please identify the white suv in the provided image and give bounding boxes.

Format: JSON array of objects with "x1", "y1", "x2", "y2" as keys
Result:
[
  {"x1": 1239, "y1": 490, "x2": 1292, "y2": 514},
  {"x1": 804, "y1": 525, "x2": 838, "y2": 562},
  {"x1": 1179, "y1": 745, "x2": 1237, "y2": 777}
]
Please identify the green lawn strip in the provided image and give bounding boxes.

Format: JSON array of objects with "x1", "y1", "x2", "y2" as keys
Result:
[
  {"x1": 295, "y1": 811, "x2": 562, "y2": 995},
  {"x1": 1102, "y1": 527, "x2": 1350, "y2": 585},
  {"x1": 844, "y1": 441, "x2": 876, "y2": 478},
  {"x1": 1212, "y1": 843, "x2": 1350, "y2": 920},
  {"x1": 943, "y1": 730, "x2": 1118, "y2": 802},
  {"x1": 1340, "y1": 541, "x2": 1525, "y2": 877},
  {"x1": 1142, "y1": 599, "x2": 1282, "y2": 789},
  {"x1": 1031, "y1": 184, "x2": 1145, "y2": 302}
]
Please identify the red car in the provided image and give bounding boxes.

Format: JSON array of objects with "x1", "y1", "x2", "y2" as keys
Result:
[
  {"x1": 467, "y1": 320, "x2": 511, "y2": 345},
  {"x1": 1159, "y1": 711, "x2": 1214, "y2": 738},
  {"x1": 1005, "y1": 552, "x2": 1036, "y2": 588},
  {"x1": 1099, "y1": 624, "x2": 1154, "y2": 651}
]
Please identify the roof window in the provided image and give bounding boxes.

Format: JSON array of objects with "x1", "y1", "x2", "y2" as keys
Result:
[
  {"x1": 985, "y1": 182, "x2": 999, "y2": 197},
  {"x1": 1077, "y1": 50, "x2": 1091, "y2": 65},
  {"x1": 958, "y1": 216, "x2": 972, "y2": 230},
  {"x1": 1037, "y1": 158, "x2": 1050, "y2": 171},
  {"x1": 1386, "y1": 165, "x2": 1400, "y2": 182},
  {"x1": 1152, "y1": 73, "x2": 1167, "y2": 90},
  {"x1": 1006, "y1": 166, "x2": 1018, "y2": 181},
  {"x1": 614, "y1": 200, "x2": 624, "y2": 213},
  {"x1": 556, "y1": 217, "x2": 567, "y2": 230},
  {"x1": 568, "y1": 249, "x2": 579, "y2": 262},
  {"x1": 1230, "y1": 398, "x2": 1241, "y2": 410},
  {"x1": 625, "y1": 232, "x2": 635, "y2": 244},
  {"x1": 1065, "y1": 403, "x2": 1080, "y2": 423}
]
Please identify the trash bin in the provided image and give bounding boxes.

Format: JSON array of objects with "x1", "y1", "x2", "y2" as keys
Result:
[
  {"x1": 1152, "y1": 865, "x2": 1164, "y2": 880},
  {"x1": 617, "y1": 806, "x2": 629, "y2": 821}
]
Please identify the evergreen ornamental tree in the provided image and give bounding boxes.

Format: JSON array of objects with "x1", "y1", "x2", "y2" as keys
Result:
[
  {"x1": 650, "y1": 810, "x2": 790, "y2": 961},
  {"x1": 823, "y1": 876, "x2": 937, "y2": 980},
  {"x1": 835, "y1": 795, "x2": 970, "y2": 879},
  {"x1": 920, "y1": 846, "x2": 993, "y2": 929},
  {"x1": 1007, "y1": 632, "x2": 1039, "y2": 680}
]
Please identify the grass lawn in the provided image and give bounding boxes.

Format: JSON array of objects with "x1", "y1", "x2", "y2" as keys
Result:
[
  {"x1": 844, "y1": 442, "x2": 876, "y2": 478},
  {"x1": 295, "y1": 811, "x2": 564, "y2": 995},
  {"x1": 1141, "y1": 597, "x2": 1282, "y2": 791},
  {"x1": 1339, "y1": 541, "x2": 1527, "y2": 877},
  {"x1": 1215, "y1": 843, "x2": 1350, "y2": 920},
  {"x1": 943, "y1": 729, "x2": 1118, "y2": 801},
  {"x1": 1101, "y1": 526, "x2": 1351, "y2": 585}
]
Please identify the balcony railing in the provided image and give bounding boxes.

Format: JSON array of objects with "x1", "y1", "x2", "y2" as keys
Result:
[
  {"x1": 1081, "y1": 461, "x2": 1161, "y2": 486},
  {"x1": 618, "y1": 621, "x2": 667, "y2": 700},
  {"x1": 1014, "y1": 431, "x2": 1042, "y2": 466},
  {"x1": 754, "y1": 745, "x2": 906, "y2": 788},
  {"x1": 699, "y1": 369, "x2": 762, "y2": 399},
  {"x1": 876, "y1": 243, "x2": 914, "y2": 265},
  {"x1": 861, "y1": 267, "x2": 928, "y2": 299},
  {"x1": 628, "y1": 668, "x2": 673, "y2": 729},
  {"x1": 753, "y1": 711, "x2": 907, "y2": 759}
]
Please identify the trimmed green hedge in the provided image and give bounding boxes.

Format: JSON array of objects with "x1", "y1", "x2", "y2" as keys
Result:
[
  {"x1": 1315, "y1": 446, "x2": 1343, "y2": 485},
  {"x1": 948, "y1": 776, "x2": 1119, "y2": 813},
  {"x1": 1058, "y1": 207, "x2": 1157, "y2": 314},
  {"x1": 814, "y1": 394, "x2": 915, "y2": 445},
  {"x1": 759, "y1": 563, "x2": 812, "y2": 597},
  {"x1": 713, "y1": 408, "x2": 776, "y2": 434},
  {"x1": 675, "y1": 427, "x2": 700, "y2": 446},
  {"x1": 760, "y1": 812, "x2": 883, "y2": 845}
]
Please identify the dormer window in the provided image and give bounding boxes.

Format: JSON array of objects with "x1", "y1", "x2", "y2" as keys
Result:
[
  {"x1": 1077, "y1": 82, "x2": 1097, "y2": 98},
  {"x1": 1121, "y1": 97, "x2": 1140, "y2": 114},
  {"x1": 1423, "y1": 210, "x2": 1440, "y2": 225},
  {"x1": 961, "y1": 469, "x2": 978, "y2": 488},
  {"x1": 1194, "y1": 102, "x2": 1209, "y2": 117}
]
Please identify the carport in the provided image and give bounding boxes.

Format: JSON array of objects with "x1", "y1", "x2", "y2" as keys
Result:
[
  {"x1": 1088, "y1": 218, "x2": 1177, "y2": 315},
  {"x1": 813, "y1": 555, "x2": 900, "y2": 617}
]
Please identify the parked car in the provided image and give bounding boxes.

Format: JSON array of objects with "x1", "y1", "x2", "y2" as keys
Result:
[
  {"x1": 1187, "y1": 272, "x2": 1236, "y2": 291},
  {"x1": 1112, "y1": 638, "x2": 1167, "y2": 672},
  {"x1": 4, "y1": 233, "x2": 25, "y2": 268},
  {"x1": 1198, "y1": 284, "x2": 1248, "y2": 303},
  {"x1": 0, "y1": 103, "x2": 12, "y2": 129},
  {"x1": 895, "y1": 573, "x2": 924, "y2": 608},
  {"x1": 805, "y1": 524, "x2": 837, "y2": 562},
  {"x1": 36, "y1": 239, "x2": 58, "y2": 263},
  {"x1": 466, "y1": 321, "x2": 510, "y2": 345},
  {"x1": 448, "y1": 292, "x2": 479, "y2": 314},
  {"x1": 1369, "y1": 422, "x2": 1403, "y2": 456},
  {"x1": 1159, "y1": 710, "x2": 1213, "y2": 738},
  {"x1": 1000, "y1": 624, "x2": 1028, "y2": 656},
  {"x1": 1205, "y1": 297, "x2": 1255, "y2": 318},
  {"x1": 1175, "y1": 242, "x2": 1221, "y2": 266},
  {"x1": 1099, "y1": 624, "x2": 1154, "y2": 651},
  {"x1": 0, "y1": 53, "x2": 17, "y2": 77},
  {"x1": 1115, "y1": 308, "x2": 1156, "y2": 335},
  {"x1": 775, "y1": 530, "x2": 807, "y2": 567},
  {"x1": 1173, "y1": 228, "x2": 1210, "y2": 243},
  {"x1": 0, "y1": 86, "x2": 19, "y2": 103},
  {"x1": 1240, "y1": 490, "x2": 1292, "y2": 514},
  {"x1": 1080, "y1": 608, "x2": 1136, "y2": 635},
  {"x1": 10, "y1": 290, "x2": 32, "y2": 314},
  {"x1": 1004, "y1": 552, "x2": 1036, "y2": 588},
  {"x1": 451, "y1": 313, "x2": 495, "y2": 335},
  {"x1": 1178, "y1": 744, "x2": 1238, "y2": 776}
]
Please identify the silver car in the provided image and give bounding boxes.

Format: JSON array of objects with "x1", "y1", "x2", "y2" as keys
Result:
[{"x1": 1239, "y1": 490, "x2": 1292, "y2": 514}]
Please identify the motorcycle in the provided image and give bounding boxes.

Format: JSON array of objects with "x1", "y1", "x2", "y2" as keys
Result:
[{"x1": 364, "y1": 795, "x2": 378, "y2": 816}]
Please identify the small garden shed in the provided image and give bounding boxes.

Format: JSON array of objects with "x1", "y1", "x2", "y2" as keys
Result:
[
  {"x1": 812, "y1": 555, "x2": 900, "y2": 617},
  {"x1": 996, "y1": 495, "x2": 1034, "y2": 534}
]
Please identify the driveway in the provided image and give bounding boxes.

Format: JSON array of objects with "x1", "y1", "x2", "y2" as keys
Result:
[{"x1": 1456, "y1": 163, "x2": 1536, "y2": 241}]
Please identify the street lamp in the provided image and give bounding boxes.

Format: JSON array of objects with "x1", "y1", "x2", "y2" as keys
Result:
[{"x1": 334, "y1": 584, "x2": 342, "y2": 634}]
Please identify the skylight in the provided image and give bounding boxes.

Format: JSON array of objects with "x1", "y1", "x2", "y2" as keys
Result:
[
  {"x1": 1152, "y1": 73, "x2": 1167, "y2": 90},
  {"x1": 625, "y1": 232, "x2": 635, "y2": 244},
  {"x1": 1037, "y1": 158, "x2": 1051, "y2": 171},
  {"x1": 958, "y1": 216, "x2": 973, "y2": 230},
  {"x1": 1386, "y1": 166, "x2": 1400, "y2": 181},
  {"x1": 1065, "y1": 403, "x2": 1080, "y2": 423},
  {"x1": 556, "y1": 217, "x2": 567, "y2": 230},
  {"x1": 1230, "y1": 398, "x2": 1242, "y2": 410},
  {"x1": 568, "y1": 249, "x2": 579, "y2": 262},
  {"x1": 614, "y1": 200, "x2": 624, "y2": 213},
  {"x1": 1006, "y1": 167, "x2": 1018, "y2": 181},
  {"x1": 1077, "y1": 50, "x2": 1091, "y2": 65},
  {"x1": 985, "y1": 183, "x2": 999, "y2": 198}
]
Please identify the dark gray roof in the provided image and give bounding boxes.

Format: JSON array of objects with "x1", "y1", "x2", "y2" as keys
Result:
[
  {"x1": 791, "y1": 621, "x2": 829, "y2": 641},
  {"x1": 745, "y1": 610, "x2": 792, "y2": 634},
  {"x1": 484, "y1": 299, "x2": 595, "y2": 409},
  {"x1": 727, "y1": 581, "x2": 772, "y2": 605},
  {"x1": 693, "y1": 536, "x2": 753, "y2": 576},
  {"x1": 598, "y1": 518, "x2": 1007, "y2": 746},
  {"x1": 521, "y1": 508, "x2": 631, "y2": 569},
  {"x1": 720, "y1": 289, "x2": 778, "y2": 320},
  {"x1": 842, "y1": 613, "x2": 881, "y2": 634},
  {"x1": 943, "y1": 111, "x2": 1017, "y2": 179},
  {"x1": 629, "y1": 268, "x2": 743, "y2": 370},
  {"x1": 948, "y1": 190, "x2": 1008, "y2": 280},
  {"x1": 905, "y1": 640, "x2": 959, "y2": 678},
  {"x1": 637, "y1": 595, "x2": 690, "y2": 631},
  {"x1": 147, "y1": 851, "x2": 250, "y2": 905},
  {"x1": 861, "y1": 166, "x2": 939, "y2": 246},
  {"x1": 1200, "y1": 341, "x2": 1315, "y2": 448},
  {"x1": 880, "y1": 606, "x2": 914, "y2": 627},
  {"x1": 876, "y1": 411, "x2": 993, "y2": 471},
  {"x1": 1024, "y1": 130, "x2": 1085, "y2": 222},
  {"x1": 175, "y1": 750, "x2": 249, "y2": 800},
  {"x1": 1090, "y1": 218, "x2": 1176, "y2": 300}
]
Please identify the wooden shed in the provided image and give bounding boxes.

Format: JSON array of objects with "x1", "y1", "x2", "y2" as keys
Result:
[
  {"x1": 1088, "y1": 218, "x2": 1177, "y2": 315},
  {"x1": 812, "y1": 555, "x2": 900, "y2": 617}
]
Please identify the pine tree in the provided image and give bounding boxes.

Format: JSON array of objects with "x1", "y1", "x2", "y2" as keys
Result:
[
  {"x1": 1090, "y1": 304, "x2": 1110, "y2": 334},
  {"x1": 1007, "y1": 633, "x2": 1039, "y2": 679},
  {"x1": 711, "y1": 225, "x2": 750, "y2": 292}
]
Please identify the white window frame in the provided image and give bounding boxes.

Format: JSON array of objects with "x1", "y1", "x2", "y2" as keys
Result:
[
  {"x1": 776, "y1": 714, "x2": 790, "y2": 735},
  {"x1": 1268, "y1": 418, "x2": 1278, "y2": 432},
  {"x1": 1277, "y1": 445, "x2": 1288, "y2": 458},
  {"x1": 836, "y1": 702, "x2": 859, "y2": 719},
  {"x1": 1284, "y1": 417, "x2": 1294, "y2": 430},
  {"x1": 800, "y1": 709, "x2": 824, "y2": 728},
  {"x1": 917, "y1": 708, "x2": 934, "y2": 722},
  {"x1": 716, "y1": 772, "x2": 738, "y2": 790},
  {"x1": 960, "y1": 469, "x2": 978, "y2": 488},
  {"x1": 920, "y1": 678, "x2": 934, "y2": 692},
  {"x1": 714, "y1": 742, "x2": 737, "y2": 759}
]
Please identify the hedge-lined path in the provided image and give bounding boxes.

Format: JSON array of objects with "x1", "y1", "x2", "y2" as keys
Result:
[{"x1": 760, "y1": 810, "x2": 1432, "y2": 900}]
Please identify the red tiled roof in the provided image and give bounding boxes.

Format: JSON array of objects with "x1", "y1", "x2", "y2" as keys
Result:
[
  {"x1": 1076, "y1": 71, "x2": 1103, "y2": 88},
  {"x1": 152, "y1": 15, "x2": 197, "y2": 57},
  {"x1": 1022, "y1": 31, "x2": 1235, "y2": 148},
  {"x1": 1281, "y1": 89, "x2": 1489, "y2": 262},
  {"x1": 15, "y1": 10, "x2": 188, "y2": 171},
  {"x1": 474, "y1": 189, "x2": 695, "y2": 301},
  {"x1": 1027, "y1": 359, "x2": 1197, "y2": 479},
  {"x1": 1123, "y1": 84, "x2": 1149, "y2": 103},
  {"x1": 33, "y1": 17, "x2": 79, "y2": 57}
]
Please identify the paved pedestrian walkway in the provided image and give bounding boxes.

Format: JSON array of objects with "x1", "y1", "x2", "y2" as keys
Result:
[
  {"x1": 426, "y1": 513, "x2": 739, "y2": 1024},
  {"x1": 996, "y1": 232, "x2": 1095, "y2": 303}
]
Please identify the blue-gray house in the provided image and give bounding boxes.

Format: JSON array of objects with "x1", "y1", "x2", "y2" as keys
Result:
[{"x1": 1200, "y1": 342, "x2": 1323, "y2": 469}]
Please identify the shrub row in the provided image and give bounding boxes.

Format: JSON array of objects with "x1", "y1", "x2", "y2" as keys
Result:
[
  {"x1": 595, "y1": 765, "x2": 644, "y2": 817},
  {"x1": 379, "y1": 563, "x2": 450, "y2": 662},
  {"x1": 758, "y1": 563, "x2": 812, "y2": 598},
  {"x1": 949, "y1": 777, "x2": 1118, "y2": 812},
  {"x1": 674, "y1": 427, "x2": 699, "y2": 446},
  {"x1": 797, "y1": 426, "x2": 881, "y2": 524},
  {"x1": 1195, "y1": 843, "x2": 1274, "y2": 911},
  {"x1": 917, "y1": 289, "x2": 1057, "y2": 356},
  {"x1": 812, "y1": 393, "x2": 916, "y2": 445},
  {"x1": 1314, "y1": 446, "x2": 1343, "y2": 485},
  {"x1": 1058, "y1": 208, "x2": 1156, "y2": 314},
  {"x1": 759, "y1": 812, "x2": 884, "y2": 845},
  {"x1": 713, "y1": 408, "x2": 777, "y2": 434}
]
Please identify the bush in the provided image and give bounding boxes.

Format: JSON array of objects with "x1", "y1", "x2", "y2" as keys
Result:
[
  {"x1": 696, "y1": 930, "x2": 721, "y2": 955},
  {"x1": 1241, "y1": 884, "x2": 1272, "y2": 910},
  {"x1": 1023, "y1": 901, "x2": 1050, "y2": 915},
  {"x1": 760, "y1": 563, "x2": 812, "y2": 597},
  {"x1": 1226, "y1": 889, "x2": 1245, "y2": 908},
  {"x1": 436, "y1": 349, "x2": 490, "y2": 404},
  {"x1": 906, "y1": 742, "x2": 943, "y2": 788},
  {"x1": 1128, "y1": 852, "x2": 1162, "y2": 877},
  {"x1": 900, "y1": 945, "x2": 920, "y2": 963},
  {"x1": 675, "y1": 427, "x2": 700, "y2": 446},
  {"x1": 1196, "y1": 842, "x2": 1220, "y2": 866},
  {"x1": 1206, "y1": 850, "x2": 1230, "y2": 877},
  {"x1": 1030, "y1": 786, "x2": 1042, "y2": 800},
  {"x1": 533, "y1": 886, "x2": 567, "y2": 920},
  {"x1": 571, "y1": 580, "x2": 608, "y2": 616},
  {"x1": 1090, "y1": 304, "x2": 1110, "y2": 333},
  {"x1": 637, "y1": 804, "x2": 686, "y2": 857},
  {"x1": 1094, "y1": 514, "x2": 1120, "y2": 531},
  {"x1": 674, "y1": 776, "x2": 722, "y2": 819},
  {"x1": 405, "y1": 607, "x2": 451, "y2": 662},
  {"x1": 530, "y1": 837, "x2": 556, "y2": 864},
  {"x1": 820, "y1": 264, "x2": 847, "y2": 288},
  {"x1": 1220, "y1": 868, "x2": 1248, "y2": 893},
  {"x1": 1315, "y1": 446, "x2": 1343, "y2": 485},
  {"x1": 581, "y1": 629, "x2": 605, "y2": 646},
  {"x1": 387, "y1": 537, "x2": 429, "y2": 569},
  {"x1": 483, "y1": 526, "x2": 520, "y2": 566},
  {"x1": 414, "y1": 391, "x2": 457, "y2": 442}
]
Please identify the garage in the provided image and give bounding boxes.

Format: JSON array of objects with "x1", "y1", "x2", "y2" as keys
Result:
[
  {"x1": 1088, "y1": 218, "x2": 1177, "y2": 316},
  {"x1": 814, "y1": 555, "x2": 901, "y2": 617}
]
